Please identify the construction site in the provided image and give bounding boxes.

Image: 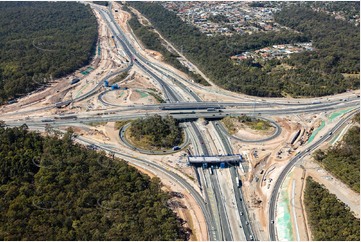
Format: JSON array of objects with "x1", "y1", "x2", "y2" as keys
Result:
[{"x1": 0, "y1": 2, "x2": 359, "y2": 241}]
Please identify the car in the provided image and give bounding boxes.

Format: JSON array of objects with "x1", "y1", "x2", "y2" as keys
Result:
[{"x1": 271, "y1": 220, "x2": 274, "y2": 224}]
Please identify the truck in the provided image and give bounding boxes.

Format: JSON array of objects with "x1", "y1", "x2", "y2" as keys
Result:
[
  {"x1": 111, "y1": 84, "x2": 119, "y2": 90},
  {"x1": 71, "y1": 78, "x2": 80, "y2": 85},
  {"x1": 55, "y1": 100, "x2": 71, "y2": 108},
  {"x1": 236, "y1": 177, "x2": 241, "y2": 187},
  {"x1": 58, "y1": 115, "x2": 77, "y2": 120},
  {"x1": 41, "y1": 119, "x2": 54, "y2": 122}
]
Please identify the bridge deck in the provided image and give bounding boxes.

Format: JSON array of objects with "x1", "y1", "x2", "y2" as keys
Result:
[{"x1": 188, "y1": 154, "x2": 242, "y2": 164}]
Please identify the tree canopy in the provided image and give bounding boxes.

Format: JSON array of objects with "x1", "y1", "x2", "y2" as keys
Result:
[
  {"x1": 124, "y1": 5, "x2": 209, "y2": 86},
  {"x1": 313, "y1": 116, "x2": 360, "y2": 192},
  {"x1": 0, "y1": 126, "x2": 189, "y2": 240},
  {"x1": 0, "y1": 2, "x2": 98, "y2": 104},
  {"x1": 129, "y1": 115, "x2": 183, "y2": 149},
  {"x1": 304, "y1": 177, "x2": 360, "y2": 241},
  {"x1": 127, "y1": 2, "x2": 359, "y2": 97}
]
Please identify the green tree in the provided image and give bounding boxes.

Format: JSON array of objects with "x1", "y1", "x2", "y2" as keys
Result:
[
  {"x1": 304, "y1": 177, "x2": 360, "y2": 241},
  {"x1": 0, "y1": 126, "x2": 189, "y2": 240}
]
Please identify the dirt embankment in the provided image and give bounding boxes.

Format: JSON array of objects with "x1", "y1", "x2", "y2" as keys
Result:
[{"x1": 222, "y1": 116, "x2": 275, "y2": 140}]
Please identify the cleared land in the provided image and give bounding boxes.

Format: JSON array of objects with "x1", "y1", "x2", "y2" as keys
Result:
[{"x1": 222, "y1": 116, "x2": 275, "y2": 139}]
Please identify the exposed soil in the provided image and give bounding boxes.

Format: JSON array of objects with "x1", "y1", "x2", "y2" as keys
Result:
[
  {"x1": 145, "y1": 49, "x2": 163, "y2": 61},
  {"x1": 235, "y1": 124, "x2": 275, "y2": 140}
]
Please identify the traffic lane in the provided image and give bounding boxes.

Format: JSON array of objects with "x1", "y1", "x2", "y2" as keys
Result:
[{"x1": 268, "y1": 110, "x2": 359, "y2": 240}]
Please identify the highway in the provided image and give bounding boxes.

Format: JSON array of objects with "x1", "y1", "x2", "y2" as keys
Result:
[
  {"x1": 121, "y1": 9, "x2": 202, "y2": 102},
  {"x1": 96, "y1": 5, "x2": 187, "y2": 103},
  {"x1": 191, "y1": 122, "x2": 233, "y2": 241},
  {"x1": 1, "y1": 3, "x2": 359, "y2": 242},
  {"x1": 213, "y1": 121, "x2": 257, "y2": 240},
  {"x1": 4, "y1": 87, "x2": 358, "y2": 122},
  {"x1": 119, "y1": 2, "x2": 360, "y2": 109},
  {"x1": 73, "y1": 62, "x2": 133, "y2": 103},
  {"x1": 5, "y1": 99, "x2": 359, "y2": 127},
  {"x1": 95, "y1": 92, "x2": 359, "y2": 109},
  {"x1": 98, "y1": 6, "x2": 228, "y2": 241},
  {"x1": 1, "y1": 91, "x2": 358, "y2": 118},
  {"x1": 100, "y1": 7, "x2": 258, "y2": 241},
  {"x1": 268, "y1": 108, "x2": 359, "y2": 241}
]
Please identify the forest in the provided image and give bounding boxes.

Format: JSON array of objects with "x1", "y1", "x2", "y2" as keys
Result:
[
  {"x1": 304, "y1": 177, "x2": 360, "y2": 241},
  {"x1": 127, "y1": 2, "x2": 359, "y2": 97},
  {"x1": 274, "y1": 5, "x2": 360, "y2": 74},
  {"x1": 129, "y1": 115, "x2": 182, "y2": 149},
  {"x1": 0, "y1": 126, "x2": 188, "y2": 240},
  {"x1": 124, "y1": 5, "x2": 209, "y2": 86},
  {"x1": 305, "y1": 1, "x2": 360, "y2": 22},
  {"x1": 0, "y1": 2, "x2": 98, "y2": 104},
  {"x1": 313, "y1": 114, "x2": 360, "y2": 192}
]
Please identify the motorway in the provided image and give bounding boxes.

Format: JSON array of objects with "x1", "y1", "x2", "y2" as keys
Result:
[
  {"x1": 2, "y1": 2, "x2": 360, "y2": 242},
  {"x1": 103, "y1": 5, "x2": 360, "y2": 241},
  {"x1": 5, "y1": 98, "x2": 359, "y2": 128},
  {"x1": 190, "y1": 122, "x2": 232, "y2": 241},
  {"x1": 99, "y1": 5, "x2": 229, "y2": 241},
  {"x1": 98, "y1": 4, "x2": 187, "y2": 103},
  {"x1": 213, "y1": 121, "x2": 257, "y2": 240},
  {"x1": 2, "y1": 94, "x2": 358, "y2": 119},
  {"x1": 92, "y1": 5, "x2": 263, "y2": 241},
  {"x1": 268, "y1": 108, "x2": 359, "y2": 241}
]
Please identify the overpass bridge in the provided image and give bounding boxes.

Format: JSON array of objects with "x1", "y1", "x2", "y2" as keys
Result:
[{"x1": 187, "y1": 154, "x2": 243, "y2": 167}]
